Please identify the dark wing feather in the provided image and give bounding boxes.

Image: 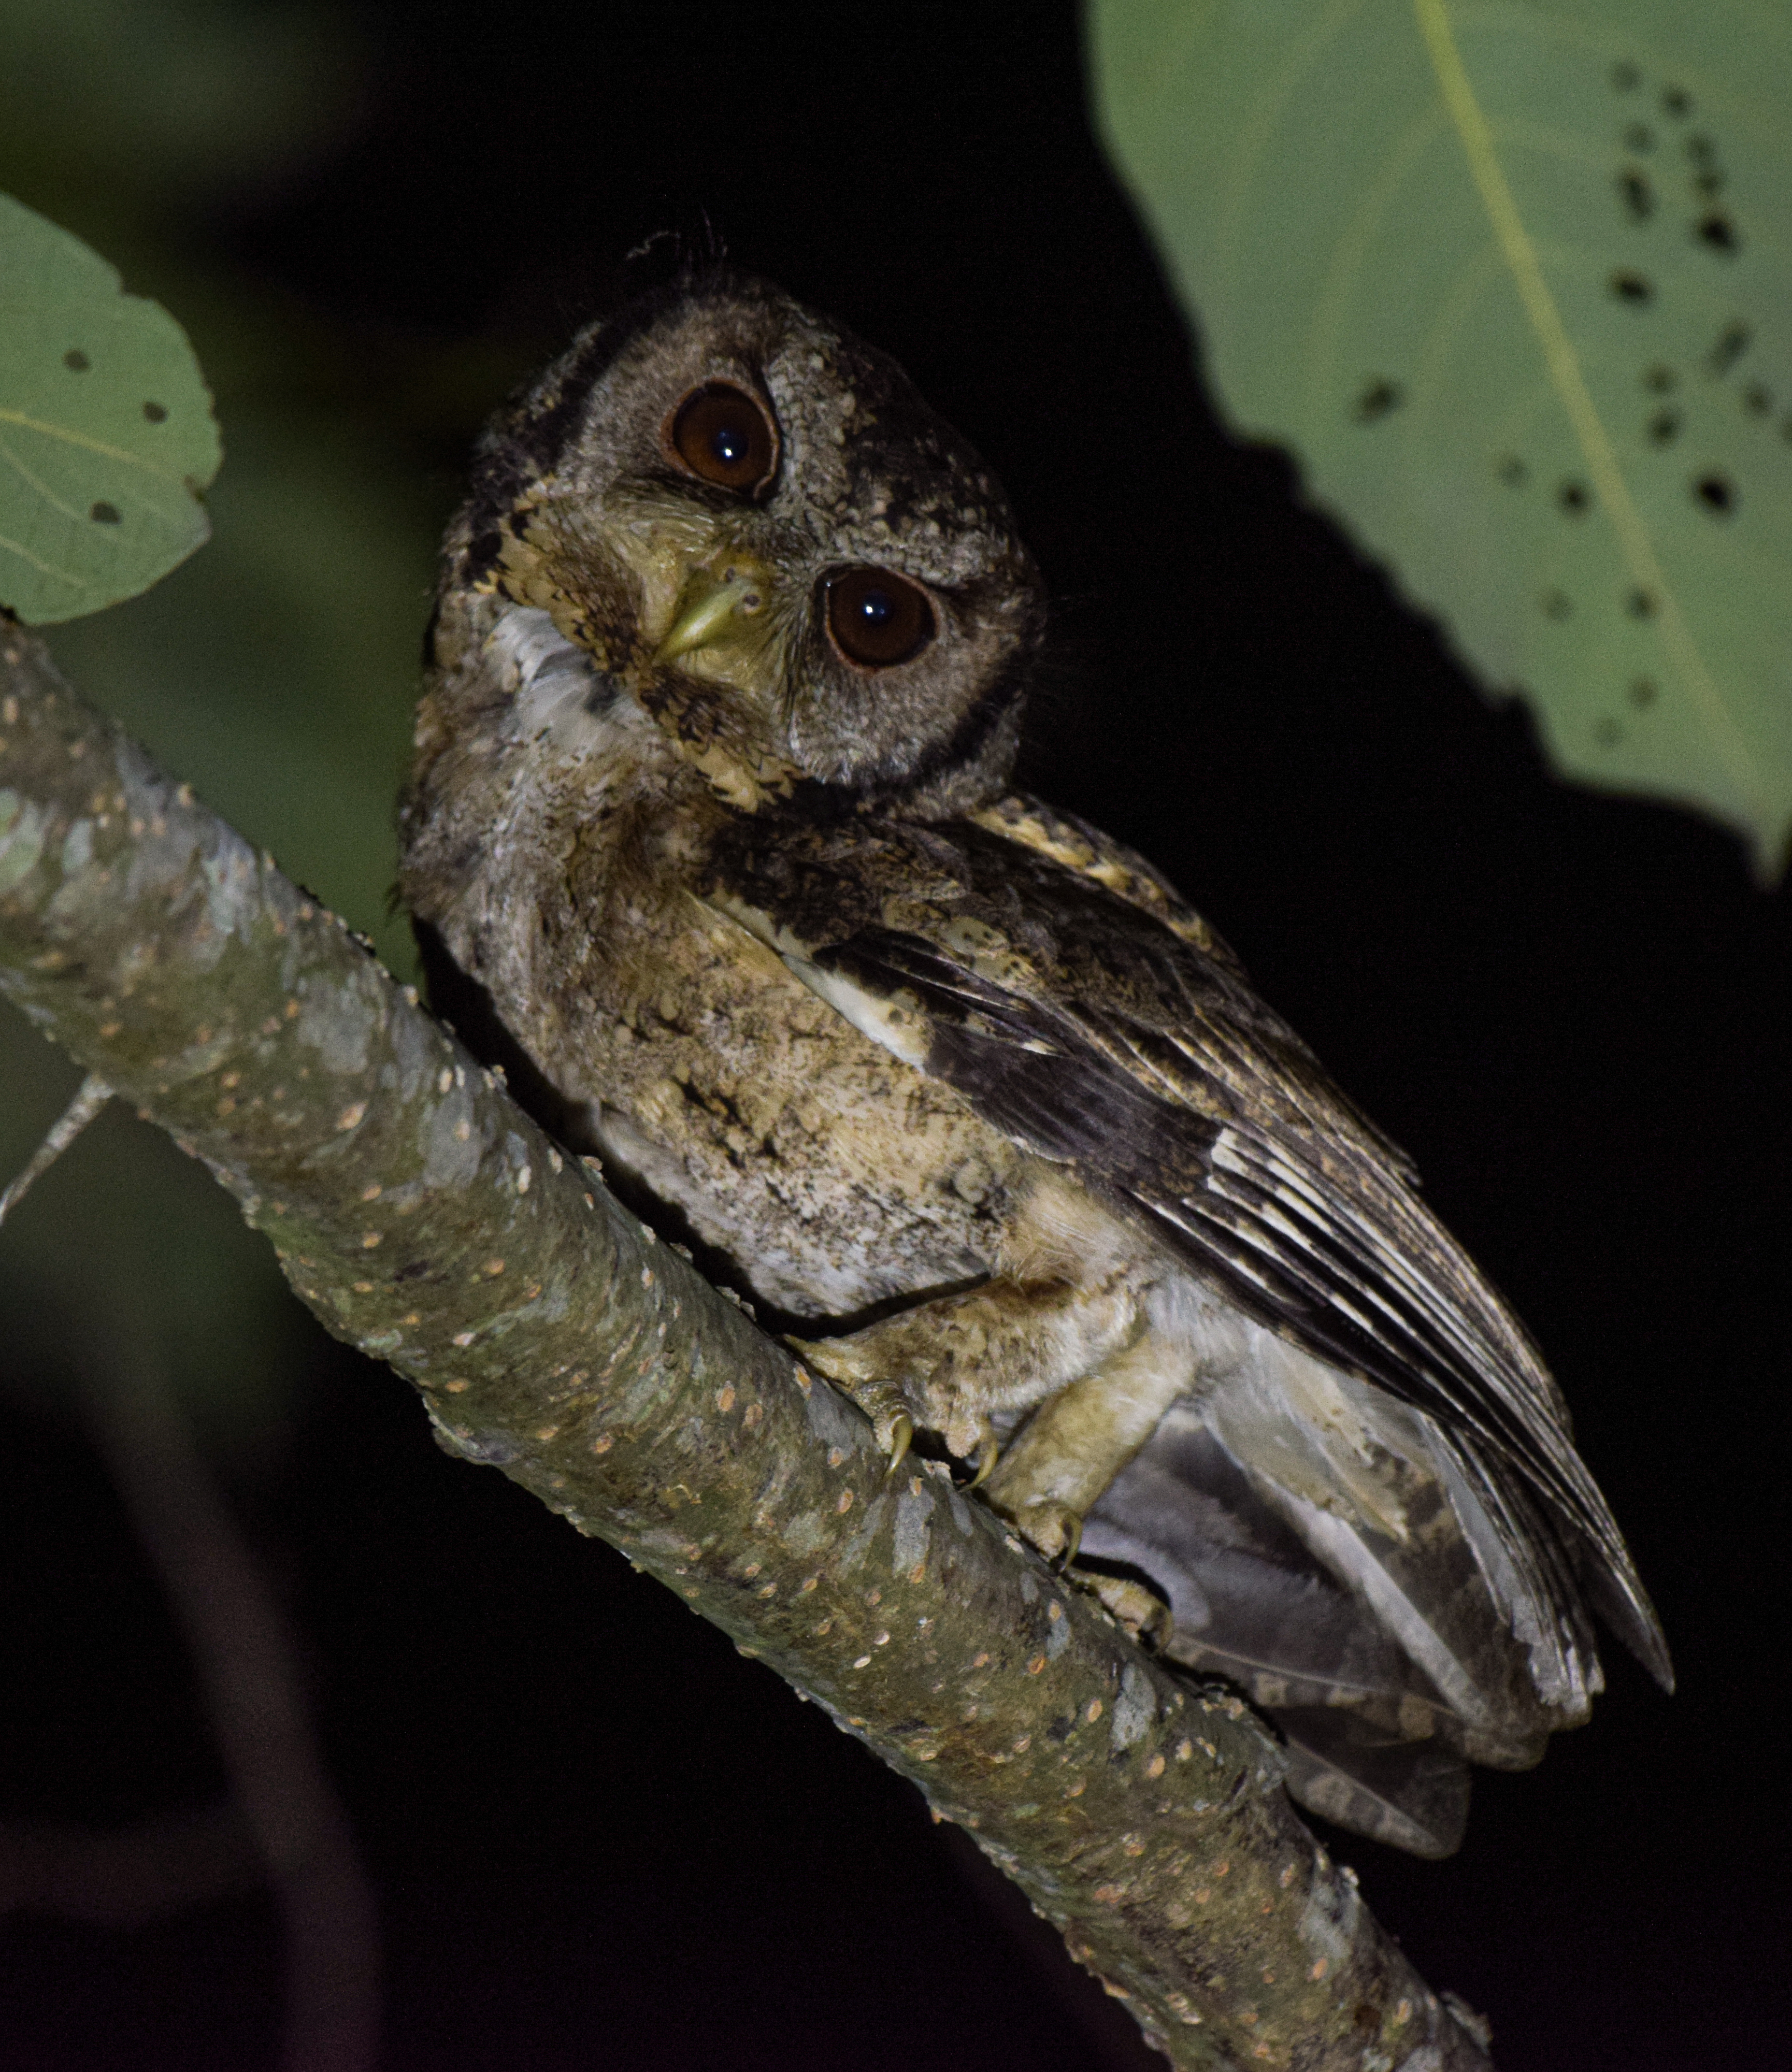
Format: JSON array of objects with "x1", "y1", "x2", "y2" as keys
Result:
[{"x1": 707, "y1": 811, "x2": 1670, "y2": 1688}]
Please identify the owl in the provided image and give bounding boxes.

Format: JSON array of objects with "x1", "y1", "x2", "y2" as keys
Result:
[{"x1": 399, "y1": 268, "x2": 1670, "y2": 1858}]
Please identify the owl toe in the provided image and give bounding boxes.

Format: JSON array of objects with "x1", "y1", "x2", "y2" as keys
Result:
[{"x1": 1003, "y1": 1496, "x2": 1082, "y2": 1565}]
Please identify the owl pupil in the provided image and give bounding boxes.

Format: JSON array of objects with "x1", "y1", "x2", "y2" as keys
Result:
[
  {"x1": 712, "y1": 427, "x2": 747, "y2": 465},
  {"x1": 857, "y1": 590, "x2": 895, "y2": 626}
]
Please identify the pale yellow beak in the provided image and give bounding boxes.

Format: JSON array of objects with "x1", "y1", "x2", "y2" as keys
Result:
[{"x1": 653, "y1": 555, "x2": 778, "y2": 665}]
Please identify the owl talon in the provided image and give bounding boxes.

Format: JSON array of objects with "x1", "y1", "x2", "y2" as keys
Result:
[
  {"x1": 789, "y1": 1340, "x2": 919, "y2": 1467},
  {"x1": 883, "y1": 1413, "x2": 914, "y2": 1479},
  {"x1": 966, "y1": 1427, "x2": 999, "y2": 1490}
]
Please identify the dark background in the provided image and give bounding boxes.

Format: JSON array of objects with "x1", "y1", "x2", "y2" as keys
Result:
[{"x1": 2, "y1": 4, "x2": 1787, "y2": 2067}]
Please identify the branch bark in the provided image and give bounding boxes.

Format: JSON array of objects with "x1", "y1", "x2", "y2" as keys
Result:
[{"x1": 0, "y1": 626, "x2": 1490, "y2": 2071}]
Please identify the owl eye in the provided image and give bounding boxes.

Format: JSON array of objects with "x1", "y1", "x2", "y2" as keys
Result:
[
  {"x1": 667, "y1": 382, "x2": 778, "y2": 495},
  {"x1": 824, "y1": 566, "x2": 937, "y2": 669}
]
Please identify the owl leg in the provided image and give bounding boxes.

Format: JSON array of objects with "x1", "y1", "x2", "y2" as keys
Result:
[
  {"x1": 789, "y1": 1272, "x2": 1134, "y2": 1478},
  {"x1": 983, "y1": 1327, "x2": 1193, "y2": 1638}
]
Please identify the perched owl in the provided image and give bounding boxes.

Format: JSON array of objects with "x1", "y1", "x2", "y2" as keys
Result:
[{"x1": 399, "y1": 269, "x2": 1670, "y2": 1857}]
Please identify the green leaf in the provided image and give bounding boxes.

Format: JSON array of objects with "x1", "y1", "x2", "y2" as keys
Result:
[
  {"x1": 1089, "y1": 0, "x2": 1792, "y2": 873},
  {"x1": 0, "y1": 193, "x2": 220, "y2": 623}
]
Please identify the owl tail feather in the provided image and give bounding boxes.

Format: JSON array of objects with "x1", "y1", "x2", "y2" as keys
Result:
[
  {"x1": 1078, "y1": 1351, "x2": 1622, "y2": 1856},
  {"x1": 1277, "y1": 1711, "x2": 1471, "y2": 1859}
]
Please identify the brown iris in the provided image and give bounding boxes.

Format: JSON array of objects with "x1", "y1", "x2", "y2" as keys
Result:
[
  {"x1": 824, "y1": 566, "x2": 936, "y2": 669},
  {"x1": 667, "y1": 382, "x2": 778, "y2": 495}
]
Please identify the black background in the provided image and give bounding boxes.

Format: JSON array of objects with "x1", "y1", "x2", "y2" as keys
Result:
[{"x1": 3, "y1": 4, "x2": 1788, "y2": 2067}]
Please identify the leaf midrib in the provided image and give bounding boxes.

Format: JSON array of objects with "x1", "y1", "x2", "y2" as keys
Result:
[{"x1": 1413, "y1": 0, "x2": 1763, "y2": 823}]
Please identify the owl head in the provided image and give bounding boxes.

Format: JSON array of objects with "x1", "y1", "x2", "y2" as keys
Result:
[{"x1": 447, "y1": 270, "x2": 1044, "y2": 817}]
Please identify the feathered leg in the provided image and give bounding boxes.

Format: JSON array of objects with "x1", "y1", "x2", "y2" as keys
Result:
[{"x1": 790, "y1": 1267, "x2": 1140, "y2": 1475}]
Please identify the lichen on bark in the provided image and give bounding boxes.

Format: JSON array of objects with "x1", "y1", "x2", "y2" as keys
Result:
[{"x1": 0, "y1": 627, "x2": 1490, "y2": 2070}]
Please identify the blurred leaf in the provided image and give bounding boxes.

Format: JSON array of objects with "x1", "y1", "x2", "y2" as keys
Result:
[
  {"x1": 0, "y1": 0, "x2": 363, "y2": 206},
  {"x1": 0, "y1": 193, "x2": 220, "y2": 623},
  {"x1": 47, "y1": 403, "x2": 445, "y2": 976},
  {"x1": 1090, "y1": 0, "x2": 1792, "y2": 873}
]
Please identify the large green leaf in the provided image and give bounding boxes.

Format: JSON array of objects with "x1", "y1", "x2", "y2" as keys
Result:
[
  {"x1": 0, "y1": 193, "x2": 221, "y2": 623},
  {"x1": 1090, "y1": 0, "x2": 1792, "y2": 873}
]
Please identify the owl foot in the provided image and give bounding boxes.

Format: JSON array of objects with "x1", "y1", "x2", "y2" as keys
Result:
[
  {"x1": 1088, "y1": 1575, "x2": 1173, "y2": 1648},
  {"x1": 787, "y1": 1339, "x2": 913, "y2": 1471},
  {"x1": 997, "y1": 1497, "x2": 1170, "y2": 1639},
  {"x1": 1002, "y1": 1497, "x2": 1082, "y2": 1568}
]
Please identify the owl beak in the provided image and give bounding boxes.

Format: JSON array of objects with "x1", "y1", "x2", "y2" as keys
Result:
[{"x1": 654, "y1": 555, "x2": 779, "y2": 666}]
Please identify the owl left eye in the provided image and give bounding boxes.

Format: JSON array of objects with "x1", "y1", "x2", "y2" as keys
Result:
[
  {"x1": 824, "y1": 566, "x2": 936, "y2": 669},
  {"x1": 666, "y1": 382, "x2": 779, "y2": 496}
]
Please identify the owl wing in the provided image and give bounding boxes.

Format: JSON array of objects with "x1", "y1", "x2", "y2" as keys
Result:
[{"x1": 705, "y1": 805, "x2": 1670, "y2": 1697}]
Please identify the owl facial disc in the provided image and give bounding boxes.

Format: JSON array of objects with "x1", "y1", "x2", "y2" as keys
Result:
[{"x1": 457, "y1": 270, "x2": 1045, "y2": 816}]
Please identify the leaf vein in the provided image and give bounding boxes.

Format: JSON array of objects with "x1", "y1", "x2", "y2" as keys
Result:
[
  {"x1": 0, "y1": 433, "x2": 91, "y2": 529},
  {"x1": 0, "y1": 408, "x2": 185, "y2": 485},
  {"x1": 1413, "y1": 0, "x2": 1762, "y2": 823},
  {"x1": 0, "y1": 529, "x2": 85, "y2": 592}
]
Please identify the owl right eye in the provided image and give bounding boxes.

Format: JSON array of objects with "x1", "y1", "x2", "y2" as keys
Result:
[
  {"x1": 666, "y1": 383, "x2": 779, "y2": 496},
  {"x1": 824, "y1": 566, "x2": 937, "y2": 669}
]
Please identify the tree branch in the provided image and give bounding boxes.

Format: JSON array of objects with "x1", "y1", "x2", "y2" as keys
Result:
[{"x1": 0, "y1": 626, "x2": 1489, "y2": 2071}]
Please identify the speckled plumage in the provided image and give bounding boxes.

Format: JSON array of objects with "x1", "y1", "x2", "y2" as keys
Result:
[{"x1": 399, "y1": 271, "x2": 1669, "y2": 1856}]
